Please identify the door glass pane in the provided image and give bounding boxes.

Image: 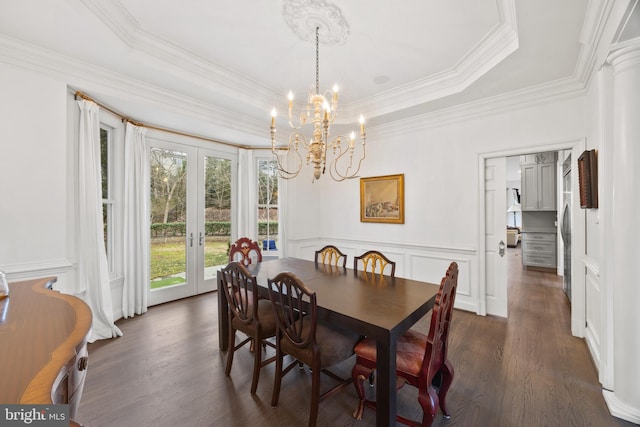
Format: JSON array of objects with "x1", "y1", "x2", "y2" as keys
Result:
[
  {"x1": 150, "y1": 148, "x2": 188, "y2": 290},
  {"x1": 203, "y1": 156, "x2": 232, "y2": 281}
]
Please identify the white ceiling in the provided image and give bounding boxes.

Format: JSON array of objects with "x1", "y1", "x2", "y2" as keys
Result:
[{"x1": 0, "y1": 0, "x2": 592, "y2": 146}]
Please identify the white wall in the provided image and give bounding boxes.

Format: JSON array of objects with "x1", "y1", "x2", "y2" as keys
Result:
[
  {"x1": 582, "y1": 65, "x2": 605, "y2": 386},
  {"x1": 0, "y1": 61, "x2": 75, "y2": 288},
  {"x1": 285, "y1": 93, "x2": 586, "y2": 315}
]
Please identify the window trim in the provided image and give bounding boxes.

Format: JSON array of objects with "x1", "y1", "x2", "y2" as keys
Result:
[{"x1": 98, "y1": 111, "x2": 125, "y2": 280}]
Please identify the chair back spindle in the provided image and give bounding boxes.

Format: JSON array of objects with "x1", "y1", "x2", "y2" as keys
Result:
[
  {"x1": 229, "y1": 237, "x2": 262, "y2": 266},
  {"x1": 268, "y1": 272, "x2": 317, "y2": 350},
  {"x1": 314, "y1": 245, "x2": 347, "y2": 269},
  {"x1": 354, "y1": 250, "x2": 396, "y2": 277}
]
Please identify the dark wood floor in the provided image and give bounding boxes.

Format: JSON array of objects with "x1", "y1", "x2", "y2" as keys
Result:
[{"x1": 77, "y1": 249, "x2": 636, "y2": 426}]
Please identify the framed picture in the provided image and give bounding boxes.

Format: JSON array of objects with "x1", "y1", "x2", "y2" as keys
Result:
[
  {"x1": 578, "y1": 150, "x2": 598, "y2": 209},
  {"x1": 360, "y1": 174, "x2": 405, "y2": 223}
]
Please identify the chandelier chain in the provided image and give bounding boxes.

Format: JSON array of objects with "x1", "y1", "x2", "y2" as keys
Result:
[{"x1": 315, "y1": 27, "x2": 320, "y2": 95}]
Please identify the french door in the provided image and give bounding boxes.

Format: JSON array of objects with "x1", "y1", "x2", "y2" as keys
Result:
[{"x1": 148, "y1": 138, "x2": 235, "y2": 306}]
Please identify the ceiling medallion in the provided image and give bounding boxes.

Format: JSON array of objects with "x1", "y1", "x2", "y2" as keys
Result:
[{"x1": 281, "y1": 0, "x2": 350, "y2": 46}]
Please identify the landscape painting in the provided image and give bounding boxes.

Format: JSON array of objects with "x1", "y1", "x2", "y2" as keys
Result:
[{"x1": 360, "y1": 174, "x2": 404, "y2": 224}]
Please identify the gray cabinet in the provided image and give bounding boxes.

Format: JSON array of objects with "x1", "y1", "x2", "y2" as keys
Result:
[
  {"x1": 520, "y1": 152, "x2": 557, "y2": 211},
  {"x1": 522, "y1": 232, "x2": 557, "y2": 268}
]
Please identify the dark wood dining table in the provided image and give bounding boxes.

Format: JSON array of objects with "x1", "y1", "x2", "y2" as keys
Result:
[{"x1": 217, "y1": 257, "x2": 440, "y2": 427}]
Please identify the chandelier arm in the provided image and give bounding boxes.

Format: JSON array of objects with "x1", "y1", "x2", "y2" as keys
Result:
[
  {"x1": 328, "y1": 134, "x2": 366, "y2": 181},
  {"x1": 274, "y1": 154, "x2": 301, "y2": 179},
  {"x1": 272, "y1": 134, "x2": 305, "y2": 178}
]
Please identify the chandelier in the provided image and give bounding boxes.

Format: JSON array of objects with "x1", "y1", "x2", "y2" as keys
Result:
[{"x1": 270, "y1": 26, "x2": 366, "y2": 182}]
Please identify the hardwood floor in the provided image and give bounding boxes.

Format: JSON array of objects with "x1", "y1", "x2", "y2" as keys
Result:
[{"x1": 77, "y1": 250, "x2": 635, "y2": 426}]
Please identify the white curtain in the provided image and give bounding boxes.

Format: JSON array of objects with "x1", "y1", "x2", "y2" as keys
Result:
[
  {"x1": 122, "y1": 122, "x2": 149, "y2": 318},
  {"x1": 236, "y1": 148, "x2": 255, "y2": 240},
  {"x1": 77, "y1": 100, "x2": 122, "y2": 342}
]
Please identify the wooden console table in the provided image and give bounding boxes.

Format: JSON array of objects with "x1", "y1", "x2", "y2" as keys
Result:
[{"x1": 0, "y1": 277, "x2": 92, "y2": 420}]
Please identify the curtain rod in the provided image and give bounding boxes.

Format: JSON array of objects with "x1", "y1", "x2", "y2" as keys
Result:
[{"x1": 73, "y1": 91, "x2": 252, "y2": 150}]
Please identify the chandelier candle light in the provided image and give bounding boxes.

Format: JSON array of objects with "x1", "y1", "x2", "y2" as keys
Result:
[{"x1": 270, "y1": 26, "x2": 366, "y2": 182}]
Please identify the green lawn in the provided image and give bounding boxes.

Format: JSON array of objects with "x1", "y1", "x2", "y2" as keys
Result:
[{"x1": 150, "y1": 238, "x2": 230, "y2": 288}]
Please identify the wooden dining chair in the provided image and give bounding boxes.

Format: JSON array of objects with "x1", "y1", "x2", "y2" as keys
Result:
[
  {"x1": 229, "y1": 237, "x2": 262, "y2": 266},
  {"x1": 267, "y1": 272, "x2": 362, "y2": 427},
  {"x1": 353, "y1": 250, "x2": 396, "y2": 277},
  {"x1": 351, "y1": 262, "x2": 459, "y2": 426},
  {"x1": 314, "y1": 245, "x2": 347, "y2": 269},
  {"x1": 220, "y1": 262, "x2": 276, "y2": 394}
]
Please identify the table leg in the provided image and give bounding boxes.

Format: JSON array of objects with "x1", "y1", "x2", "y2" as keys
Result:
[
  {"x1": 217, "y1": 270, "x2": 229, "y2": 351},
  {"x1": 376, "y1": 335, "x2": 397, "y2": 426}
]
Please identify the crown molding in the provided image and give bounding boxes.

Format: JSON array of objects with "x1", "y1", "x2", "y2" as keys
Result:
[
  {"x1": 575, "y1": 0, "x2": 640, "y2": 88},
  {"x1": 79, "y1": 0, "x2": 519, "y2": 123},
  {"x1": 0, "y1": 32, "x2": 587, "y2": 149},
  {"x1": 343, "y1": 0, "x2": 519, "y2": 119},
  {"x1": 372, "y1": 76, "x2": 586, "y2": 139},
  {"x1": 0, "y1": 34, "x2": 266, "y2": 143},
  {"x1": 78, "y1": 0, "x2": 279, "y2": 109},
  {"x1": 574, "y1": 0, "x2": 619, "y2": 85}
]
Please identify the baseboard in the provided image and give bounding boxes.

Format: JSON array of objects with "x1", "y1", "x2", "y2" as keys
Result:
[{"x1": 603, "y1": 390, "x2": 640, "y2": 424}]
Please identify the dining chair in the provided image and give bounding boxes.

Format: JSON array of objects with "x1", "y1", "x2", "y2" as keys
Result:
[
  {"x1": 267, "y1": 271, "x2": 362, "y2": 427},
  {"x1": 314, "y1": 245, "x2": 347, "y2": 269},
  {"x1": 353, "y1": 250, "x2": 396, "y2": 277},
  {"x1": 351, "y1": 261, "x2": 459, "y2": 426},
  {"x1": 220, "y1": 262, "x2": 277, "y2": 394},
  {"x1": 229, "y1": 237, "x2": 263, "y2": 266}
]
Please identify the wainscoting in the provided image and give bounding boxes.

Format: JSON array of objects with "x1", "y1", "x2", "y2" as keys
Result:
[{"x1": 290, "y1": 238, "x2": 478, "y2": 313}]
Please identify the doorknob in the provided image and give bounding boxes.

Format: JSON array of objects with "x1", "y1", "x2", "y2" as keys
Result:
[
  {"x1": 199, "y1": 232, "x2": 204, "y2": 246},
  {"x1": 499, "y1": 240, "x2": 506, "y2": 257},
  {"x1": 188, "y1": 233, "x2": 194, "y2": 247}
]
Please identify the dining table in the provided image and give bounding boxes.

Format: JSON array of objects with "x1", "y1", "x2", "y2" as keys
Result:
[{"x1": 217, "y1": 257, "x2": 440, "y2": 427}]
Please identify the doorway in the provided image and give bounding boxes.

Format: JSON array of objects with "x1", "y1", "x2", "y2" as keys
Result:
[
  {"x1": 148, "y1": 138, "x2": 236, "y2": 306},
  {"x1": 480, "y1": 140, "x2": 585, "y2": 337}
]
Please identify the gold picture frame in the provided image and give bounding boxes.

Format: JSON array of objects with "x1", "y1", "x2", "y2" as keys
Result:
[{"x1": 360, "y1": 174, "x2": 405, "y2": 224}]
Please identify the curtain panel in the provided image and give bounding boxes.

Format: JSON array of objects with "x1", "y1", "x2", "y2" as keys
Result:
[
  {"x1": 122, "y1": 122, "x2": 149, "y2": 318},
  {"x1": 76, "y1": 100, "x2": 122, "y2": 342}
]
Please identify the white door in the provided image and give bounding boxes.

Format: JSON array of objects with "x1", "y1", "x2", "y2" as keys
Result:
[
  {"x1": 485, "y1": 157, "x2": 508, "y2": 317},
  {"x1": 148, "y1": 140, "x2": 235, "y2": 306},
  {"x1": 197, "y1": 149, "x2": 235, "y2": 293}
]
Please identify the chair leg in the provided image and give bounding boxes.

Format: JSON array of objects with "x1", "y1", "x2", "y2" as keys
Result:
[
  {"x1": 351, "y1": 361, "x2": 371, "y2": 420},
  {"x1": 225, "y1": 322, "x2": 236, "y2": 376},
  {"x1": 437, "y1": 359, "x2": 454, "y2": 418},
  {"x1": 417, "y1": 385, "x2": 439, "y2": 427},
  {"x1": 308, "y1": 359, "x2": 321, "y2": 427},
  {"x1": 271, "y1": 346, "x2": 283, "y2": 407},
  {"x1": 250, "y1": 335, "x2": 262, "y2": 394}
]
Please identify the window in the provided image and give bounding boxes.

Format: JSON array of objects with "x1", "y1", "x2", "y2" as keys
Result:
[
  {"x1": 100, "y1": 127, "x2": 114, "y2": 272},
  {"x1": 257, "y1": 159, "x2": 279, "y2": 252}
]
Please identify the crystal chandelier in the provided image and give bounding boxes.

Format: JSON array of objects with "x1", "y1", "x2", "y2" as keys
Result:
[{"x1": 270, "y1": 26, "x2": 366, "y2": 182}]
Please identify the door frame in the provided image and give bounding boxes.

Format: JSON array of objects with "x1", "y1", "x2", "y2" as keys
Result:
[
  {"x1": 146, "y1": 130, "x2": 238, "y2": 306},
  {"x1": 477, "y1": 138, "x2": 586, "y2": 338}
]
